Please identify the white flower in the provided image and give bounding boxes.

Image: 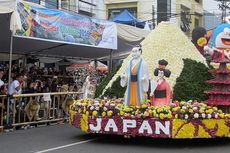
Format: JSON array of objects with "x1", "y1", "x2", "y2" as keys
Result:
[
  {"x1": 103, "y1": 107, "x2": 108, "y2": 111},
  {"x1": 95, "y1": 106, "x2": 99, "y2": 111},
  {"x1": 193, "y1": 107, "x2": 198, "y2": 111},
  {"x1": 182, "y1": 106, "x2": 187, "y2": 110},
  {"x1": 215, "y1": 113, "x2": 219, "y2": 118},
  {"x1": 184, "y1": 114, "x2": 189, "y2": 119},
  {"x1": 194, "y1": 113, "x2": 199, "y2": 118},
  {"x1": 90, "y1": 106, "x2": 94, "y2": 110},
  {"x1": 201, "y1": 113, "x2": 206, "y2": 118},
  {"x1": 110, "y1": 103, "x2": 115, "y2": 107},
  {"x1": 207, "y1": 114, "x2": 211, "y2": 119}
]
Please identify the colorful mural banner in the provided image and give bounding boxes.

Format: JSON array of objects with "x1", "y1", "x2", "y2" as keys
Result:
[{"x1": 16, "y1": 1, "x2": 117, "y2": 49}]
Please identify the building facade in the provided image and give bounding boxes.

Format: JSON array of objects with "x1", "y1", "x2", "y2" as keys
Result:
[
  {"x1": 175, "y1": 0, "x2": 204, "y2": 37},
  {"x1": 25, "y1": 0, "x2": 105, "y2": 18},
  {"x1": 105, "y1": 0, "x2": 204, "y2": 37}
]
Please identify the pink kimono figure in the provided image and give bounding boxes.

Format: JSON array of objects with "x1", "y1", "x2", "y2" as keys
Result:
[{"x1": 150, "y1": 60, "x2": 173, "y2": 107}]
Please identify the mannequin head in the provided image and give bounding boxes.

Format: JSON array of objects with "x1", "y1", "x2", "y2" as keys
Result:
[
  {"x1": 131, "y1": 45, "x2": 142, "y2": 59},
  {"x1": 154, "y1": 59, "x2": 171, "y2": 79}
]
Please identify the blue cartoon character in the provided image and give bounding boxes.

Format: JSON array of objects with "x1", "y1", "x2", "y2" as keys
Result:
[{"x1": 204, "y1": 24, "x2": 230, "y2": 60}]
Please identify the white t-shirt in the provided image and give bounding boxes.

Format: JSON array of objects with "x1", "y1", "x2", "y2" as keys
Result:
[
  {"x1": 0, "y1": 79, "x2": 4, "y2": 87},
  {"x1": 9, "y1": 80, "x2": 21, "y2": 95}
]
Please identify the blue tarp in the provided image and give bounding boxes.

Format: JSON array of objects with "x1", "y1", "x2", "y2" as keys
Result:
[{"x1": 112, "y1": 10, "x2": 145, "y2": 28}]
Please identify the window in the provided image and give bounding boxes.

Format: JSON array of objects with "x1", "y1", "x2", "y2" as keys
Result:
[
  {"x1": 108, "y1": 8, "x2": 137, "y2": 20},
  {"x1": 61, "y1": 0, "x2": 70, "y2": 10},
  {"x1": 25, "y1": 0, "x2": 40, "y2": 4},
  {"x1": 157, "y1": 0, "x2": 171, "y2": 24},
  {"x1": 45, "y1": 0, "x2": 58, "y2": 9},
  {"x1": 195, "y1": 18, "x2": 199, "y2": 27}
]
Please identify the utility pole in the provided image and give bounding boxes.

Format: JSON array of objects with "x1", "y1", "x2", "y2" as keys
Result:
[{"x1": 152, "y1": 5, "x2": 155, "y2": 29}]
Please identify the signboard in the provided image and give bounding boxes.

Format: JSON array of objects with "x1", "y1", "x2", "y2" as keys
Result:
[
  {"x1": 16, "y1": 1, "x2": 117, "y2": 49},
  {"x1": 88, "y1": 117, "x2": 171, "y2": 138}
]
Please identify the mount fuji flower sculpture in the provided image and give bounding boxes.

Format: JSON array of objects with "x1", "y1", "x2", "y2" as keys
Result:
[{"x1": 102, "y1": 22, "x2": 207, "y2": 96}]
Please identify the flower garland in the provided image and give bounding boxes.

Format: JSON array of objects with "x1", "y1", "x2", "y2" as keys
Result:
[
  {"x1": 102, "y1": 22, "x2": 207, "y2": 96},
  {"x1": 70, "y1": 99, "x2": 229, "y2": 120}
]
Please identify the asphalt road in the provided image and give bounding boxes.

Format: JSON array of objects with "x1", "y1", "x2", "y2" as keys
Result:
[{"x1": 0, "y1": 124, "x2": 229, "y2": 153}]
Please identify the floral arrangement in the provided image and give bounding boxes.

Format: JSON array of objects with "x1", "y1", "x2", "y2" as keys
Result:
[
  {"x1": 172, "y1": 119, "x2": 230, "y2": 138},
  {"x1": 70, "y1": 99, "x2": 230, "y2": 138},
  {"x1": 101, "y1": 22, "x2": 207, "y2": 96},
  {"x1": 70, "y1": 99, "x2": 230, "y2": 120}
]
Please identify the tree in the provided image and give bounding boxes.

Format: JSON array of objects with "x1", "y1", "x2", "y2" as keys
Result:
[{"x1": 215, "y1": 0, "x2": 230, "y2": 23}]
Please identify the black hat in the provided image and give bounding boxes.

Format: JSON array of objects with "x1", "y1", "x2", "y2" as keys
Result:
[{"x1": 158, "y1": 59, "x2": 168, "y2": 66}]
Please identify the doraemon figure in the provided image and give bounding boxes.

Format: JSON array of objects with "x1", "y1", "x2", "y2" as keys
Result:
[{"x1": 204, "y1": 24, "x2": 230, "y2": 60}]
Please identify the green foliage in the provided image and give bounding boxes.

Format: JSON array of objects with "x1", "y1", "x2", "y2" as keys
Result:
[
  {"x1": 103, "y1": 76, "x2": 126, "y2": 98},
  {"x1": 173, "y1": 59, "x2": 213, "y2": 101},
  {"x1": 95, "y1": 65, "x2": 121, "y2": 98}
]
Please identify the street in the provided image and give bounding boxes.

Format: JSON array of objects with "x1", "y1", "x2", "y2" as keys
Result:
[{"x1": 0, "y1": 124, "x2": 229, "y2": 153}]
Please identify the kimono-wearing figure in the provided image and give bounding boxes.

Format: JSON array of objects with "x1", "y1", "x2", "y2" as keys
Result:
[
  {"x1": 150, "y1": 60, "x2": 172, "y2": 107},
  {"x1": 120, "y1": 46, "x2": 149, "y2": 106},
  {"x1": 204, "y1": 24, "x2": 230, "y2": 60}
]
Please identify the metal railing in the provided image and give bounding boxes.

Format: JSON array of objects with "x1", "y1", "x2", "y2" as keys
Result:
[{"x1": 0, "y1": 92, "x2": 82, "y2": 132}]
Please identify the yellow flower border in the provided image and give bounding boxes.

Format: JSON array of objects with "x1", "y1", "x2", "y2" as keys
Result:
[{"x1": 172, "y1": 119, "x2": 230, "y2": 138}]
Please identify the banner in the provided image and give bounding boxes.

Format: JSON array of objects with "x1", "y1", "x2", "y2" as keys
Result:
[{"x1": 16, "y1": 1, "x2": 117, "y2": 49}]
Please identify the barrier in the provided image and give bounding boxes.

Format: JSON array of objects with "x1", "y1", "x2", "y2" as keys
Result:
[{"x1": 0, "y1": 92, "x2": 82, "y2": 132}]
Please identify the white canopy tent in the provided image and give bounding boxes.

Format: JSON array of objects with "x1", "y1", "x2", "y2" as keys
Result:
[{"x1": 0, "y1": 0, "x2": 150, "y2": 60}]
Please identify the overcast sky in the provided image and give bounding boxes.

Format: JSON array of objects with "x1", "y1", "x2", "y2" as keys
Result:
[{"x1": 203, "y1": 0, "x2": 221, "y2": 13}]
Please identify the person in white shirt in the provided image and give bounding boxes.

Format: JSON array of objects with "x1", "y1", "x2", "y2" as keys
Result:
[
  {"x1": 0, "y1": 69, "x2": 4, "y2": 88},
  {"x1": 8, "y1": 74, "x2": 23, "y2": 95}
]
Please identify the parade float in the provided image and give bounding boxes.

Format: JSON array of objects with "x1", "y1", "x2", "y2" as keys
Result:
[{"x1": 70, "y1": 22, "x2": 230, "y2": 139}]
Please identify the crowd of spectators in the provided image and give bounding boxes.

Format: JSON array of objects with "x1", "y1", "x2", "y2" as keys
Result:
[
  {"x1": 0, "y1": 63, "x2": 107, "y2": 129},
  {"x1": 0, "y1": 63, "x2": 107, "y2": 96}
]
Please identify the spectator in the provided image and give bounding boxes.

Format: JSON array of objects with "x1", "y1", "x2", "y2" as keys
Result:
[
  {"x1": 0, "y1": 69, "x2": 4, "y2": 88},
  {"x1": 8, "y1": 73, "x2": 24, "y2": 95}
]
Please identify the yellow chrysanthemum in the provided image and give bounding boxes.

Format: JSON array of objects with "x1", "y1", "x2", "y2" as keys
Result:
[
  {"x1": 219, "y1": 113, "x2": 225, "y2": 118},
  {"x1": 165, "y1": 106, "x2": 171, "y2": 110},
  {"x1": 167, "y1": 113, "x2": 173, "y2": 119},
  {"x1": 189, "y1": 109, "x2": 194, "y2": 113},
  {"x1": 141, "y1": 104, "x2": 147, "y2": 109},
  {"x1": 102, "y1": 112, "x2": 106, "y2": 117},
  {"x1": 120, "y1": 111, "x2": 125, "y2": 116},
  {"x1": 157, "y1": 107, "x2": 163, "y2": 113},
  {"x1": 159, "y1": 113, "x2": 165, "y2": 119},
  {"x1": 181, "y1": 109, "x2": 186, "y2": 113},
  {"x1": 107, "y1": 111, "x2": 113, "y2": 117},
  {"x1": 124, "y1": 107, "x2": 131, "y2": 112},
  {"x1": 92, "y1": 111, "x2": 98, "y2": 117}
]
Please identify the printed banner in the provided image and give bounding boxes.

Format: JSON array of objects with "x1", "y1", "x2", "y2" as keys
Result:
[{"x1": 16, "y1": 1, "x2": 117, "y2": 49}]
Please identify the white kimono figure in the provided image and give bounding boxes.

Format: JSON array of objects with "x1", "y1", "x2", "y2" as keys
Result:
[
  {"x1": 83, "y1": 76, "x2": 91, "y2": 99},
  {"x1": 120, "y1": 46, "x2": 149, "y2": 106}
]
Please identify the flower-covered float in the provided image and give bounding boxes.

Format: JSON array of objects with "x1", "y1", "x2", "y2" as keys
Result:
[{"x1": 70, "y1": 22, "x2": 230, "y2": 139}]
